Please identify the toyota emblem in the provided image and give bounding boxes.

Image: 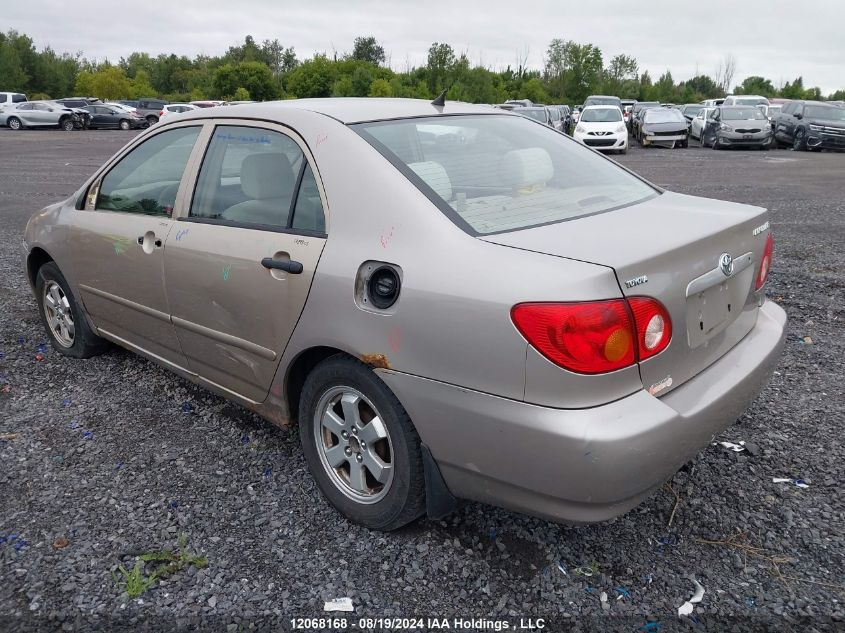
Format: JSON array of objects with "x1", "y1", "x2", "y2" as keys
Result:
[{"x1": 719, "y1": 253, "x2": 734, "y2": 276}]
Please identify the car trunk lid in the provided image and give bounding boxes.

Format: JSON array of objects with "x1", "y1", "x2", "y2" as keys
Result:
[{"x1": 481, "y1": 191, "x2": 771, "y2": 396}]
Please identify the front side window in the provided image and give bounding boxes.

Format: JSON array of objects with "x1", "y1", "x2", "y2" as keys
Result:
[
  {"x1": 355, "y1": 115, "x2": 656, "y2": 235},
  {"x1": 805, "y1": 105, "x2": 845, "y2": 121},
  {"x1": 17, "y1": 103, "x2": 33, "y2": 111},
  {"x1": 96, "y1": 126, "x2": 200, "y2": 216},
  {"x1": 191, "y1": 125, "x2": 324, "y2": 232}
]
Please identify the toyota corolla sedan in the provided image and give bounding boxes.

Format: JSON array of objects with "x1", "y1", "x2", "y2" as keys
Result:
[{"x1": 23, "y1": 99, "x2": 785, "y2": 530}]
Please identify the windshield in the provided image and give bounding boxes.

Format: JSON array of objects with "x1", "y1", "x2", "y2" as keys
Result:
[
  {"x1": 722, "y1": 107, "x2": 767, "y2": 121},
  {"x1": 518, "y1": 109, "x2": 547, "y2": 123},
  {"x1": 580, "y1": 108, "x2": 623, "y2": 122},
  {"x1": 644, "y1": 109, "x2": 685, "y2": 123},
  {"x1": 805, "y1": 105, "x2": 845, "y2": 121},
  {"x1": 634, "y1": 102, "x2": 659, "y2": 112},
  {"x1": 354, "y1": 115, "x2": 657, "y2": 235},
  {"x1": 684, "y1": 105, "x2": 704, "y2": 116}
]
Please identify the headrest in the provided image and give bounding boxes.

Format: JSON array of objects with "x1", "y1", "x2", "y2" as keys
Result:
[
  {"x1": 240, "y1": 152, "x2": 295, "y2": 200},
  {"x1": 408, "y1": 161, "x2": 452, "y2": 201},
  {"x1": 499, "y1": 148, "x2": 554, "y2": 190}
]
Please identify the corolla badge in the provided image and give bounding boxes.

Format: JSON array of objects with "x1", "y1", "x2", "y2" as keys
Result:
[{"x1": 719, "y1": 253, "x2": 734, "y2": 276}]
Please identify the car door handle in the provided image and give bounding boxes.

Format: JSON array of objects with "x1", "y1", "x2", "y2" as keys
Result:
[{"x1": 261, "y1": 257, "x2": 303, "y2": 274}]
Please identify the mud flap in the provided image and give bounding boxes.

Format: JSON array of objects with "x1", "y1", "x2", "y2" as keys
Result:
[{"x1": 421, "y1": 443, "x2": 458, "y2": 519}]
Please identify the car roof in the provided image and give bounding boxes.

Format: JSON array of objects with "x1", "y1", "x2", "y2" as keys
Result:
[
  {"x1": 582, "y1": 105, "x2": 621, "y2": 110},
  {"x1": 175, "y1": 98, "x2": 501, "y2": 125}
]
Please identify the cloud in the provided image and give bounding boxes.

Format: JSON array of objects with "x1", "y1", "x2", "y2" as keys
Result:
[{"x1": 6, "y1": 0, "x2": 844, "y2": 93}]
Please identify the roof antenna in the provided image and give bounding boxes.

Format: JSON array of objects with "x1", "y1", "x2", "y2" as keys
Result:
[{"x1": 431, "y1": 80, "x2": 455, "y2": 107}]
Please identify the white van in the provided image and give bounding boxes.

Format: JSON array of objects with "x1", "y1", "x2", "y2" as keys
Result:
[{"x1": 0, "y1": 92, "x2": 28, "y2": 113}]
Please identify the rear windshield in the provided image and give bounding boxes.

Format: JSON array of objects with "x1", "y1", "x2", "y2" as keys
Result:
[
  {"x1": 580, "y1": 108, "x2": 622, "y2": 122},
  {"x1": 354, "y1": 115, "x2": 657, "y2": 235},
  {"x1": 517, "y1": 109, "x2": 547, "y2": 123},
  {"x1": 683, "y1": 105, "x2": 704, "y2": 116},
  {"x1": 644, "y1": 109, "x2": 685, "y2": 123},
  {"x1": 585, "y1": 97, "x2": 621, "y2": 107},
  {"x1": 722, "y1": 107, "x2": 767, "y2": 120},
  {"x1": 734, "y1": 97, "x2": 768, "y2": 106}
]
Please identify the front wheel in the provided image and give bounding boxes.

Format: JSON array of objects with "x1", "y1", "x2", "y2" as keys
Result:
[
  {"x1": 119, "y1": 119, "x2": 130, "y2": 130},
  {"x1": 299, "y1": 356, "x2": 426, "y2": 531},
  {"x1": 712, "y1": 134, "x2": 723, "y2": 150},
  {"x1": 146, "y1": 115, "x2": 158, "y2": 126},
  {"x1": 793, "y1": 129, "x2": 807, "y2": 151},
  {"x1": 35, "y1": 262, "x2": 108, "y2": 358},
  {"x1": 59, "y1": 118, "x2": 74, "y2": 132},
  {"x1": 7, "y1": 116, "x2": 22, "y2": 130}
]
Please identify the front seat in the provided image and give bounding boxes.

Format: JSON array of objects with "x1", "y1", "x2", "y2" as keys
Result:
[{"x1": 222, "y1": 152, "x2": 295, "y2": 226}]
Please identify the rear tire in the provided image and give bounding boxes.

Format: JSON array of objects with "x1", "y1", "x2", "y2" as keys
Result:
[
  {"x1": 146, "y1": 115, "x2": 158, "y2": 126},
  {"x1": 7, "y1": 117, "x2": 22, "y2": 130},
  {"x1": 35, "y1": 262, "x2": 108, "y2": 358},
  {"x1": 299, "y1": 355, "x2": 426, "y2": 531}
]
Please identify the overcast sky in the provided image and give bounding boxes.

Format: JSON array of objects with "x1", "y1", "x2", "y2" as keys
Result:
[{"x1": 7, "y1": 0, "x2": 844, "y2": 94}]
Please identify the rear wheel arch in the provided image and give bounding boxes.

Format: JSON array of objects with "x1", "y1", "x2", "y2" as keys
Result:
[{"x1": 285, "y1": 346, "x2": 351, "y2": 424}]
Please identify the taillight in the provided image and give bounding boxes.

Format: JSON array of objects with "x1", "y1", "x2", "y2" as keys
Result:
[
  {"x1": 511, "y1": 301, "x2": 635, "y2": 374},
  {"x1": 511, "y1": 297, "x2": 672, "y2": 374},
  {"x1": 755, "y1": 232, "x2": 774, "y2": 290},
  {"x1": 159, "y1": 110, "x2": 165, "y2": 117},
  {"x1": 627, "y1": 297, "x2": 672, "y2": 361}
]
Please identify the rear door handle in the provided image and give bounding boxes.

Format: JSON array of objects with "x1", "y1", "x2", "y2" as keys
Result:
[{"x1": 261, "y1": 257, "x2": 303, "y2": 274}]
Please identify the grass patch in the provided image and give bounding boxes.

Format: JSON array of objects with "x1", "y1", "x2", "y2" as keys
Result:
[{"x1": 114, "y1": 532, "x2": 208, "y2": 598}]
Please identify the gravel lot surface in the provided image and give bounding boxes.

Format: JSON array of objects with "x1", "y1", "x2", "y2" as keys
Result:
[{"x1": 1, "y1": 129, "x2": 843, "y2": 632}]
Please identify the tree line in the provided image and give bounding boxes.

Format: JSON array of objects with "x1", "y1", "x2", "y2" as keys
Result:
[{"x1": 2, "y1": 30, "x2": 843, "y2": 105}]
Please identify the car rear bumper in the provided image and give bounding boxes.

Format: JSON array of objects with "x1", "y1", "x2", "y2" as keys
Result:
[{"x1": 378, "y1": 299, "x2": 786, "y2": 524}]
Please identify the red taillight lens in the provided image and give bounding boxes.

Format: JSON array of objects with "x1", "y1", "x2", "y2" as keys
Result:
[
  {"x1": 159, "y1": 110, "x2": 165, "y2": 117},
  {"x1": 512, "y1": 297, "x2": 673, "y2": 374},
  {"x1": 755, "y1": 233, "x2": 774, "y2": 290},
  {"x1": 511, "y1": 301, "x2": 635, "y2": 374},
  {"x1": 627, "y1": 297, "x2": 672, "y2": 361}
]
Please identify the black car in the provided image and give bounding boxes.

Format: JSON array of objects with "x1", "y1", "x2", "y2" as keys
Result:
[
  {"x1": 53, "y1": 98, "x2": 100, "y2": 129},
  {"x1": 84, "y1": 104, "x2": 144, "y2": 130},
  {"x1": 773, "y1": 100, "x2": 845, "y2": 151}
]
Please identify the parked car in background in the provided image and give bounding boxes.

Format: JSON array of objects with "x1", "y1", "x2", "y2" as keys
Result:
[
  {"x1": 0, "y1": 101, "x2": 80, "y2": 130},
  {"x1": 514, "y1": 106, "x2": 553, "y2": 126},
  {"x1": 84, "y1": 104, "x2": 145, "y2": 130},
  {"x1": 723, "y1": 95, "x2": 769, "y2": 107},
  {"x1": 689, "y1": 107, "x2": 715, "y2": 140},
  {"x1": 773, "y1": 100, "x2": 845, "y2": 151},
  {"x1": 761, "y1": 104, "x2": 781, "y2": 132},
  {"x1": 22, "y1": 98, "x2": 785, "y2": 530},
  {"x1": 630, "y1": 101, "x2": 661, "y2": 136},
  {"x1": 700, "y1": 106, "x2": 772, "y2": 150},
  {"x1": 638, "y1": 107, "x2": 689, "y2": 147},
  {"x1": 0, "y1": 91, "x2": 27, "y2": 113},
  {"x1": 571, "y1": 105, "x2": 582, "y2": 125},
  {"x1": 552, "y1": 105, "x2": 572, "y2": 133},
  {"x1": 159, "y1": 103, "x2": 200, "y2": 122},
  {"x1": 573, "y1": 105, "x2": 628, "y2": 153},
  {"x1": 190, "y1": 100, "x2": 225, "y2": 109},
  {"x1": 679, "y1": 104, "x2": 705, "y2": 122},
  {"x1": 701, "y1": 98, "x2": 726, "y2": 107},
  {"x1": 504, "y1": 99, "x2": 533, "y2": 108},
  {"x1": 583, "y1": 95, "x2": 622, "y2": 111},
  {"x1": 105, "y1": 102, "x2": 139, "y2": 114},
  {"x1": 133, "y1": 98, "x2": 169, "y2": 126},
  {"x1": 547, "y1": 105, "x2": 564, "y2": 132},
  {"x1": 55, "y1": 97, "x2": 101, "y2": 108}
]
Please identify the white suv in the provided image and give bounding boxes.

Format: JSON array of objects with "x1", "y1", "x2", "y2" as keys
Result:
[{"x1": 0, "y1": 91, "x2": 27, "y2": 113}]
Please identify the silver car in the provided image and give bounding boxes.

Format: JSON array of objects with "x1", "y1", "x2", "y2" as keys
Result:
[
  {"x1": 700, "y1": 106, "x2": 773, "y2": 150},
  {"x1": 0, "y1": 100, "x2": 79, "y2": 130},
  {"x1": 23, "y1": 99, "x2": 786, "y2": 530}
]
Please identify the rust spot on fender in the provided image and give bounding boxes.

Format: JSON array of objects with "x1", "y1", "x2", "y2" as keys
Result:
[{"x1": 361, "y1": 353, "x2": 391, "y2": 369}]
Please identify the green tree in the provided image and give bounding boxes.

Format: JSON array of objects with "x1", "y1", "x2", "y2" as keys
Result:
[
  {"x1": 284, "y1": 55, "x2": 337, "y2": 98},
  {"x1": 780, "y1": 77, "x2": 805, "y2": 99},
  {"x1": 130, "y1": 69, "x2": 156, "y2": 98},
  {"x1": 350, "y1": 65, "x2": 374, "y2": 96},
  {"x1": 212, "y1": 61, "x2": 278, "y2": 100},
  {"x1": 426, "y1": 42, "x2": 456, "y2": 95},
  {"x1": 368, "y1": 78, "x2": 393, "y2": 97},
  {"x1": 603, "y1": 54, "x2": 638, "y2": 97},
  {"x1": 351, "y1": 36, "x2": 385, "y2": 66},
  {"x1": 88, "y1": 66, "x2": 132, "y2": 99},
  {"x1": 829, "y1": 89, "x2": 845, "y2": 101},
  {"x1": 332, "y1": 75, "x2": 355, "y2": 97},
  {"x1": 232, "y1": 86, "x2": 251, "y2": 100},
  {"x1": 0, "y1": 39, "x2": 29, "y2": 90},
  {"x1": 735, "y1": 75, "x2": 775, "y2": 96}
]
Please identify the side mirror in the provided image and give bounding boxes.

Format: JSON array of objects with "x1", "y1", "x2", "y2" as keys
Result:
[{"x1": 793, "y1": 113, "x2": 802, "y2": 119}]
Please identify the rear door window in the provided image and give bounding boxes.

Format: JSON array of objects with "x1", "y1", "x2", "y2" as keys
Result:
[{"x1": 190, "y1": 125, "x2": 325, "y2": 233}]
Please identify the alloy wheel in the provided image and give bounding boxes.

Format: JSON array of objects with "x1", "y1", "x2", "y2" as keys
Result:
[
  {"x1": 42, "y1": 280, "x2": 75, "y2": 347},
  {"x1": 314, "y1": 386, "x2": 394, "y2": 504}
]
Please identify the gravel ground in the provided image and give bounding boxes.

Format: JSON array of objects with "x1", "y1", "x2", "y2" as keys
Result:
[{"x1": 1, "y1": 129, "x2": 843, "y2": 632}]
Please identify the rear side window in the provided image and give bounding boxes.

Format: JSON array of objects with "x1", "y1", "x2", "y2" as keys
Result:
[
  {"x1": 0, "y1": 95, "x2": 6, "y2": 103},
  {"x1": 355, "y1": 115, "x2": 656, "y2": 235},
  {"x1": 95, "y1": 126, "x2": 201, "y2": 216},
  {"x1": 190, "y1": 125, "x2": 325, "y2": 233},
  {"x1": 12, "y1": 94, "x2": 26, "y2": 103}
]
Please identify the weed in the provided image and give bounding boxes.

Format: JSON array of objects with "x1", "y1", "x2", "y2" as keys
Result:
[{"x1": 114, "y1": 532, "x2": 208, "y2": 597}]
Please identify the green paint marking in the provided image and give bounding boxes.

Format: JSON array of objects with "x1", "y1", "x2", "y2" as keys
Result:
[{"x1": 222, "y1": 264, "x2": 232, "y2": 281}]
